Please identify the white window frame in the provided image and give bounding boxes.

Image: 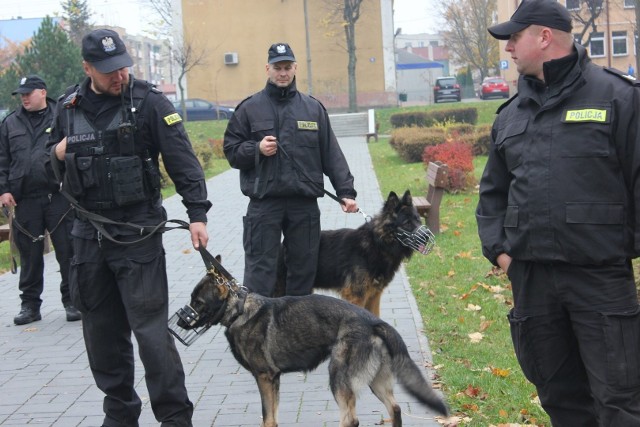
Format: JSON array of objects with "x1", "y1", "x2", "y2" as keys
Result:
[
  {"x1": 624, "y1": 0, "x2": 635, "y2": 8},
  {"x1": 590, "y1": 32, "x2": 605, "y2": 58},
  {"x1": 612, "y1": 31, "x2": 628, "y2": 56}
]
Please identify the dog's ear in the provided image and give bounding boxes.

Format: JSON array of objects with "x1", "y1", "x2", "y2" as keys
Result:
[
  {"x1": 401, "y1": 189, "x2": 412, "y2": 206},
  {"x1": 385, "y1": 191, "x2": 400, "y2": 211}
]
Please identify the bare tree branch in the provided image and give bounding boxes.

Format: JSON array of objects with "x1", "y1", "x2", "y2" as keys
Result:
[{"x1": 440, "y1": 0, "x2": 499, "y2": 81}]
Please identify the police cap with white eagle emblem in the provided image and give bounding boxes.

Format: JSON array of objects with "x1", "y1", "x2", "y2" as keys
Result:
[
  {"x1": 12, "y1": 75, "x2": 47, "y2": 95},
  {"x1": 268, "y1": 43, "x2": 296, "y2": 64},
  {"x1": 81, "y1": 29, "x2": 133, "y2": 73}
]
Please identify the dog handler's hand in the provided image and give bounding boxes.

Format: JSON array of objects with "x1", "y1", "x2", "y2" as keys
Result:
[
  {"x1": 341, "y1": 198, "x2": 358, "y2": 213},
  {"x1": 189, "y1": 222, "x2": 208, "y2": 249},
  {"x1": 260, "y1": 135, "x2": 278, "y2": 157},
  {"x1": 54, "y1": 137, "x2": 68, "y2": 161}
]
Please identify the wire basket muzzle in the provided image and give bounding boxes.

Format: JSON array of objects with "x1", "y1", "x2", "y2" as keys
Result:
[
  {"x1": 168, "y1": 304, "x2": 212, "y2": 347},
  {"x1": 395, "y1": 225, "x2": 435, "y2": 255}
]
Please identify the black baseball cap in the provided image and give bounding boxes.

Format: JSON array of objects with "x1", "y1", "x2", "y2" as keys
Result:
[
  {"x1": 81, "y1": 29, "x2": 133, "y2": 73},
  {"x1": 488, "y1": 0, "x2": 573, "y2": 40},
  {"x1": 268, "y1": 43, "x2": 296, "y2": 64},
  {"x1": 12, "y1": 75, "x2": 47, "y2": 95}
]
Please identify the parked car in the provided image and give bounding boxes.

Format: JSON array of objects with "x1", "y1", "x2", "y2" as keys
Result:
[
  {"x1": 433, "y1": 76, "x2": 461, "y2": 103},
  {"x1": 172, "y1": 98, "x2": 235, "y2": 121},
  {"x1": 479, "y1": 77, "x2": 510, "y2": 100}
]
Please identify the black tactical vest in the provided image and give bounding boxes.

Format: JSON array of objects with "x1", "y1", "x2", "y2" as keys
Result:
[{"x1": 63, "y1": 91, "x2": 159, "y2": 210}]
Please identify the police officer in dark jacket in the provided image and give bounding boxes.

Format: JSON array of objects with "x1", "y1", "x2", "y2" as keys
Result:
[
  {"x1": 47, "y1": 29, "x2": 211, "y2": 427},
  {"x1": 476, "y1": 1, "x2": 640, "y2": 425},
  {"x1": 224, "y1": 43, "x2": 358, "y2": 297},
  {"x1": 0, "y1": 75, "x2": 79, "y2": 325}
]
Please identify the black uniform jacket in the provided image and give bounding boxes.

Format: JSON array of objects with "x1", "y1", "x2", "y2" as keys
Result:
[
  {"x1": 476, "y1": 43, "x2": 640, "y2": 266},
  {"x1": 46, "y1": 76, "x2": 211, "y2": 237},
  {"x1": 0, "y1": 99, "x2": 59, "y2": 201},
  {"x1": 223, "y1": 79, "x2": 357, "y2": 200}
]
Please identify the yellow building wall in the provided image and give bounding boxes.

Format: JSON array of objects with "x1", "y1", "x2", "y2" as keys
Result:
[
  {"x1": 181, "y1": 0, "x2": 392, "y2": 110},
  {"x1": 496, "y1": 0, "x2": 637, "y2": 90}
]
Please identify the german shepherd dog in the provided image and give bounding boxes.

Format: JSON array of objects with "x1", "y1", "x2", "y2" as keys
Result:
[
  {"x1": 177, "y1": 270, "x2": 449, "y2": 427},
  {"x1": 274, "y1": 190, "x2": 431, "y2": 316}
]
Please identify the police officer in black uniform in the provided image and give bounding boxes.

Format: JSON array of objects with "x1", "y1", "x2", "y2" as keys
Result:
[
  {"x1": 476, "y1": 1, "x2": 640, "y2": 425},
  {"x1": 47, "y1": 29, "x2": 211, "y2": 427},
  {"x1": 224, "y1": 42, "x2": 358, "y2": 297},
  {"x1": 0, "y1": 75, "x2": 79, "y2": 325}
]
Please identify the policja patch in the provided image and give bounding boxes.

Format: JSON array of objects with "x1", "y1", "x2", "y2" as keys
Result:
[
  {"x1": 562, "y1": 108, "x2": 609, "y2": 123},
  {"x1": 164, "y1": 113, "x2": 182, "y2": 126},
  {"x1": 297, "y1": 121, "x2": 318, "y2": 130}
]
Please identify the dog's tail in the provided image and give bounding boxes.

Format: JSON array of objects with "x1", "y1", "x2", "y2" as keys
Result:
[{"x1": 374, "y1": 323, "x2": 449, "y2": 416}]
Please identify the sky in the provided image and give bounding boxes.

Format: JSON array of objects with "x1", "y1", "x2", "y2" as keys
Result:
[{"x1": 0, "y1": 0, "x2": 440, "y2": 36}]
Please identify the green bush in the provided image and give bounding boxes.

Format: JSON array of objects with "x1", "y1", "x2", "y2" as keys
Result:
[
  {"x1": 390, "y1": 127, "x2": 445, "y2": 163},
  {"x1": 389, "y1": 111, "x2": 434, "y2": 128},
  {"x1": 429, "y1": 107, "x2": 478, "y2": 125},
  {"x1": 472, "y1": 124, "x2": 493, "y2": 155}
]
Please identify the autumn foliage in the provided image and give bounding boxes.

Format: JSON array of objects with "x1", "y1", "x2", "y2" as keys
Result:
[{"x1": 423, "y1": 139, "x2": 475, "y2": 192}]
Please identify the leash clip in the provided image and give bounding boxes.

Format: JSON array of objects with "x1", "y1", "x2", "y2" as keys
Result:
[{"x1": 357, "y1": 208, "x2": 372, "y2": 222}]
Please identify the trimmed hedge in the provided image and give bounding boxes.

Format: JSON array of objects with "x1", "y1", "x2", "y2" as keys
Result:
[
  {"x1": 390, "y1": 107, "x2": 478, "y2": 128},
  {"x1": 389, "y1": 127, "x2": 446, "y2": 163}
]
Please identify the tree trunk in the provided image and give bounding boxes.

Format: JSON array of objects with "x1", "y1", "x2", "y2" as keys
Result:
[{"x1": 345, "y1": 21, "x2": 358, "y2": 112}]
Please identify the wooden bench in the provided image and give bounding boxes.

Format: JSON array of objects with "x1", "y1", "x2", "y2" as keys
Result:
[
  {"x1": 413, "y1": 161, "x2": 449, "y2": 234},
  {"x1": 0, "y1": 223, "x2": 10, "y2": 243}
]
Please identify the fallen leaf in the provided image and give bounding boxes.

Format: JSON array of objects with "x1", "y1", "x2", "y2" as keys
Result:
[
  {"x1": 468, "y1": 332, "x2": 483, "y2": 343},
  {"x1": 491, "y1": 367, "x2": 511, "y2": 377},
  {"x1": 465, "y1": 304, "x2": 482, "y2": 312},
  {"x1": 479, "y1": 320, "x2": 493, "y2": 331}
]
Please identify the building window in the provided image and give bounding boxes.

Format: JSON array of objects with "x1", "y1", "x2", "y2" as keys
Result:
[
  {"x1": 590, "y1": 32, "x2": 605, "y2": 57},
  {"x1": 566, "y1": 0, "x2": 580, "y2": 10},
  {"x1": 612, "y1": 31, "x2": 628, "y2": 56},
  {"x1": 624, "y1": 0, "x2": 635, "y2": 7}
]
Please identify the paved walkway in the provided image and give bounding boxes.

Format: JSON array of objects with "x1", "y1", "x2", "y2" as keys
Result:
[{"x1": 0, "y1": 136, "x2": 443, "y2": 426}]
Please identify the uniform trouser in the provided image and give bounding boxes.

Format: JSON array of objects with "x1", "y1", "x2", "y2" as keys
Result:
[
  {"x1": 69, "y1": 234, "x2": 193, "y2": 427},
  {"x1": 506, "y1": 260, "x2": 640, "y2": 427},
  {"x1": 243, "y1": 197, "x2": 320, "y2": 296},
  {"x1": 14, "y1": 193, "x2": 73, "y2": 310}
]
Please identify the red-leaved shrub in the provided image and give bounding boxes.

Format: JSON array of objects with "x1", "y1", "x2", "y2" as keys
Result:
[{"x1": 422, "y1": 140, "x2": 475, "y2": 192}]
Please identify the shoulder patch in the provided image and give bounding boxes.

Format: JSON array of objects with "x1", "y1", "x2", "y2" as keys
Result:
[
  {"x1": 163, "y1": 113, "x2": 182, "y2": 126},
  {"x1": 604, "y1": 67, "x2": 640, "y2": 86}
]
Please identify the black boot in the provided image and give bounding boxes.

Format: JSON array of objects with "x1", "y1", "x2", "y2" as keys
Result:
[
  {"x1": 14, "y1": 307, "x2": 42, "y2": 325},
  {"x1": 64, "y1": 305, "x2": 82, "y2": 322}
]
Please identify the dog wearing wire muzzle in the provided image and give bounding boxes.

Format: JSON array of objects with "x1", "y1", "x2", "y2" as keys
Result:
[
  {"x1": 273, "y1": 190, "x2": 434, "y2": 316},
  {"x1": 173, "y1": 258, "x2": 449, "y2": 427}
]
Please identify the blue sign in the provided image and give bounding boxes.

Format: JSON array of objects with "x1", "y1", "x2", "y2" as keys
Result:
[{"x1": 500, "y1": 60, "x2": 509, "y2": 70}]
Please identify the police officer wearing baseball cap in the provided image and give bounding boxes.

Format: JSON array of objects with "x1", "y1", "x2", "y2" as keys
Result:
[
  {"x1": 47, "y1": 28, "x2": 211, "y2": 426},
  {"x1": 11, "y1": 75, "x2": 47, "y2": 95},
  {"x1": 1, "y1": 74, "x2": 79, "y2": 326},
  {"x1": 477, "y1": 0, "x2": 640, "y2": 425},
  {"x1": 223, "y1": 43, "x2": 358, "y2": 298}
]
